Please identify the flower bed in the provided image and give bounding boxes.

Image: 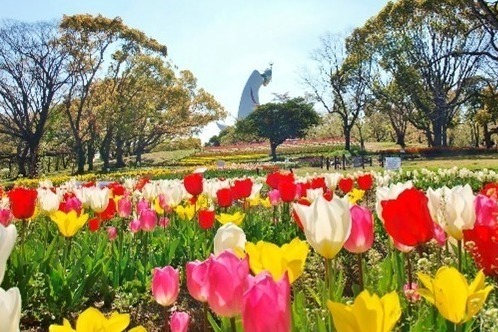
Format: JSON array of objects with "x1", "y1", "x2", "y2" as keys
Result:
[{"x1": 0, "y1": 167, "x2": 497, "y2": 331}]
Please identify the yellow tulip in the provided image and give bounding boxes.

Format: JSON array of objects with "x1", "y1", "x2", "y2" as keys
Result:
[
  {"x1": 245, "y1": 237, "x2": 309, "y2": 283},
  {"x1": 50, "y1": 210, "x2": 89, "y2": 238},
  {"x1": 153, "y1": 198, "x2": 164, "y2": 215},
  {"x1": 49, "y1": 307, "x2": 146, "y2": 332},
  {"x1": 175, "y1": 204, "x2": 195, "y2": 221},
  {"x1": 216, "y1": 211, "x2": 245, "y2": 226},
  {"x1": 327, "y1": 290, "x2": 401, "y2": 332},
  {"x1": 417, "y1": 266, "x2": 493, "y2": 324},
  {"x1": 347, "y1": 188, "x2": 365, "y2": 205}
]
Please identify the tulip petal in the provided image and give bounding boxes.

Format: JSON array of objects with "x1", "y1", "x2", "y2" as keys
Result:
[
  {"x1": 76, "y1": 307, "x2": 106, "y2": 331},
  {"x1": 380, "y1": 291, "x2": 401, "y2": 332},
  {"x1": 465, "y1": 286, "x2": 493, "y2": 321},
  {"x1": 327, "y1": 300, "x2": 359, "y2": 332},
  {"x1": 432, "y1": 267, "x2": 468, "y2": 324},
  {"x1": 103, "y1": 312, "x2": 130, "y2": 332},
  {"x1": 352, "y1": 291, "x2": 383, "y2": 332}
]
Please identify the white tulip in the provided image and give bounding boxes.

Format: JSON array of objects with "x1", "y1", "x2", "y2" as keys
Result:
[
  {"x1": 213, "y1": 222, "x2": 247, "y2": 256},
  {"x1": 427, "y1": 184, "x2": 475, "y2": 240},
  {"x1": 293, "y1": 195, "x2": 351, "y2": 259},
  {"x1": 89, "y1": 187, "x2": 110, "y2": 213},
  {"x1": 0, "y1": 287, "x2": 21, "y2": 332},
  {"x1": 37, "y1": 188, "x2": 61, "y2": 215},
  {"x1": 0, "y1": 225, "x2": 17, "y2": 285}
]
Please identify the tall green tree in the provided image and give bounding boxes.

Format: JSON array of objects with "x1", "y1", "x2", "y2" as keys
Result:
[
  {"x1": 348, "y1": 0, "x2": 486, "y2": 147},
  {"x1": 236, "y1": 97, "x2": 320, "y2": 161},
  {"x1": 59, "y1": 14, "x2": 168, "y2": 174}
]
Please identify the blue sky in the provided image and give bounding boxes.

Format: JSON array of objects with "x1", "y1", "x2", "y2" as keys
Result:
[{"x1": 1, "y1": 1, "x2": 389, "y2": 142}]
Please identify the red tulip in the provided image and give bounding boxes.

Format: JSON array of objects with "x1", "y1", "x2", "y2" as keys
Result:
[
  {"x1": 88, "y1": 217, "x2": 100, "y2": 232},
  {"x1": 356, "y1": 174, "x2": 374, "y2": 191},
  {"x1": 479, "y1": 182, "x2": 498, "y2": 199},
  {"x1": 216, "y1": 188, "x2": 233, "y2": 208},
  {"x1": 95, "y1": 198, "x2": 116, "y2": 221},
  {"x1": 198, "y1": 209, "x2": 215, "y2": 230},
  {"x1": 464, "y1": 224, "x2": 498, "y2": 277},
  {"x1": 232, "y1": 178, "x2": 253, "y2": 200},
  {"x1": 266, "y1": 172, "x2": 294, "y2": 190},
  {"x1": 338, "y1": 177, "x2": 354, "y2": 194},
  {"x1": 278, "y1": 180, "x2": 297, "y2": 203},
  {"x1": 107, "y1": 182, "x2": 126, "y2": 196},
  {"x1": 183, "y1": 173, "x2": 203, "y2": 196},
  {"x1": 8, "y1": 187, "x2": 37, "y2": 219},
  {"x1": 59, "y1": 196, "x2": 82, "y2": 215},
  {"x1": 310, "y1": 177, "x2": 326, "y2": 191},
  {"x1": 295, "y1": 182, "x2": 310, "y2": 199},
  {"x1": 381, "y1": 188, "x2": 435, "y2": 247}
]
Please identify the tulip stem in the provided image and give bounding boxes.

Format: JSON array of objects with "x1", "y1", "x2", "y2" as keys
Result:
[
  {"x1": 454, "y1": 322, "x2": 463, "y2": 332},
  {"x1": 202, "y1": 302, "x2": 208, "y2": 332},
  {"x1": 357, "y1": 253, "x2": 364, "y2": 291},
  {"x1": 230, "y1": 317, "x2": 236, "y2": 332},
  {"x1": 164, "y1": 306, "x2": 170, "y2": 332},
  {"x1": 457, "y1": 239, "x2": 462, "y2": 272}
]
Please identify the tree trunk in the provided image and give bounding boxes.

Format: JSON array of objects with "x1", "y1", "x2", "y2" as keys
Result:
[
  {"x1": 135, "y1": 146, "x2": 144, "y2": 166},
  {"x1": 115, "y1": 135, "x2": 126, "y2": 168},
  {"x1": 16, "y1": 144, "x2": 28, "y2": 178},
  {"x1": 395, "y1": 132, "x2": 406, "y2": 149},
  {"x1": 344, "y1": 127, "x2": 351, "y2": 151},
  {"x1": 74, "y1": 141, "x2": 86, "y2": 175},
  {"x1": 27, "y1": 143, "x2": 40, "y2": 178},
  {"x1": 483, "y1": 124, "x2": 494, "y2": 149},
  {"x1": 270, "y1": 141, "x2": 278, "y2": 161},
  {"x1": 87, "y1": 141, "x2": 95, "y2": 172}
]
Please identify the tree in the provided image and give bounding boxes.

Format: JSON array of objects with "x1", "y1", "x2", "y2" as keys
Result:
[
  {"x1": 59, "y1": 14, "x2": 168, "y2": 174},
  {"x1": 0, "y1": 20, "x2": 70, "y2": 177},
  {"x1": 236, "y1": 97, "x2": 320, "y2": 161},
  {"x1": 302, "y1": 33, "x2": 372, "y2": 151},
  {"x1": 348, "y1": 0, "x2": 486, "y2": 147}
]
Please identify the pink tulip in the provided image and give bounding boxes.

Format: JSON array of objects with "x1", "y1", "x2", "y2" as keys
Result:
[
  {"x1": 169, "y1": 311, "x2": 190, "y2": 332},
  {"x1": 136, "y1": 199, "x2": 149, "y2": 216},
  {"x1": 106, "y1": 226, "x2": 117, "y2": 241},
  {"x1": 206, "y1": 250, "x2": 249, "y2": 317},
  {"x1": 0, "y1": 209, "x2": 12, "y2": 226},
  {"x1": 344, "y1": 205, "x2": 374, "y2": 254},
  {"x1": 432, "y1": 222, "x2": 447, "y2": 246},
  {"x1": 129, "y1": 218, "x2": 141, "y2": 233},
  {"x1": 140, "y1": 208, "x2": 157, "y2": 231},
  {"x1": 403, "y1": 282, "x2": 421, "y2": 303},
  {"x1": 152, "y1": 266, "x2": 180, "y2": 307},
  {"x1": 242, "y1": 272, "x2": 291, "y2": 332},
  {"x1": 63, "y1": 196, "x2": 82, "y2": 215},
  {"x1": 117, "y1": 196, "x2": 132, "y2": 218},
  {"x1": 159, "y1": 216, "x2": 170, "y2": 228},
  {"x1": 475, "y1": 194, "x2": 498, "y2": 227},
  {"x1": 186, "y1": 258, "x2": 211, "y2": 302},
  {"x1": 268, "y1": 189, "x2": 281, "y2": 206}
]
